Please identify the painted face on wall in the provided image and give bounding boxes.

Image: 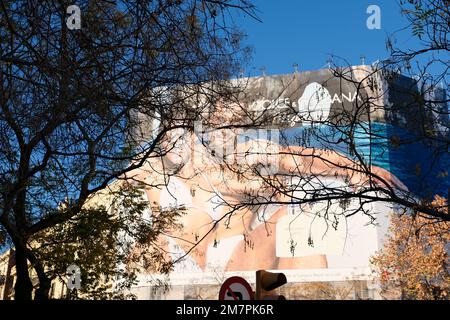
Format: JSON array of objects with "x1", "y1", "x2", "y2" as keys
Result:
[{"x1": 162, "y1": 127, "x2": 192, "y2": 169}]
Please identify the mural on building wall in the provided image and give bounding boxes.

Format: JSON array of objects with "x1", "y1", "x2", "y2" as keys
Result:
[{"x1": 128, "y1": 68, "x2": 449, "y2": 275}]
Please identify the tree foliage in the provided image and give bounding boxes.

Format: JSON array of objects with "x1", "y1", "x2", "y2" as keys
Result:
[
  {"x1": 31, "y1": 183, "x2": 174, "y2": 299},
  {"x1": 371, "y1": 196, "x2": 450, "y2": 300}
]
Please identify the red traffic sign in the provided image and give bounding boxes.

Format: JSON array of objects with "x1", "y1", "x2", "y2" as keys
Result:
[{"x1": 219, "y1": 276, "x2": 254, "y2": 301}]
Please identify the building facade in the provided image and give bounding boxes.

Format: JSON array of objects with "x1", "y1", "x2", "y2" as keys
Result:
[
  {"x1": 0, "y1": 249, "x2": 68, "y2": 300},
  {"x1": 125, "y1": 66, "x2": 448, "y2": 299}
]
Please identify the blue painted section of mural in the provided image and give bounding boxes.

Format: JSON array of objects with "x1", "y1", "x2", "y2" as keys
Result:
[{"x1": 280, "y1": 122, "x2": 449, "y2": 199}]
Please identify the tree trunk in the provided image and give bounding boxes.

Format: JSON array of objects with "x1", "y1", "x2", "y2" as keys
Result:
[
  {"x1": 13, "y1": 246, "x2": 33, "y2": 300},
  {"x1": 34, "y1": 277, "x2": 51, "y2": 300},
  {"x1": 33, "y1": 262, "x2": 51, "y2": 300}
]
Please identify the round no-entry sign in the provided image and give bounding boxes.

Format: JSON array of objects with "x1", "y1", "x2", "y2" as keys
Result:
[{"x1": 219, "y1": 276, "x2": 254, "y2": 300}]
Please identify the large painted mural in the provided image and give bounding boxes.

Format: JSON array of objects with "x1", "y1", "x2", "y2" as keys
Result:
[{"x1": 129, "y1": 67, "x2": 449, "y2": 279}]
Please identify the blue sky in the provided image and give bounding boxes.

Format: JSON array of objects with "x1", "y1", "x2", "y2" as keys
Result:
[{"x1": 235, "y1": 0, "x2": 422, "y2": 76}]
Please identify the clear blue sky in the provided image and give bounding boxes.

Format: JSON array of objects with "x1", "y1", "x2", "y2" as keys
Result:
[{"x1": 235, "y1": 0, "x2": 422, "y2": 76}]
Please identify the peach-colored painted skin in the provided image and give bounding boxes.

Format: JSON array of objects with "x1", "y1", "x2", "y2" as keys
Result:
[{"x1": 125, "y1": 128, "x2": 406, "y2": 272}]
